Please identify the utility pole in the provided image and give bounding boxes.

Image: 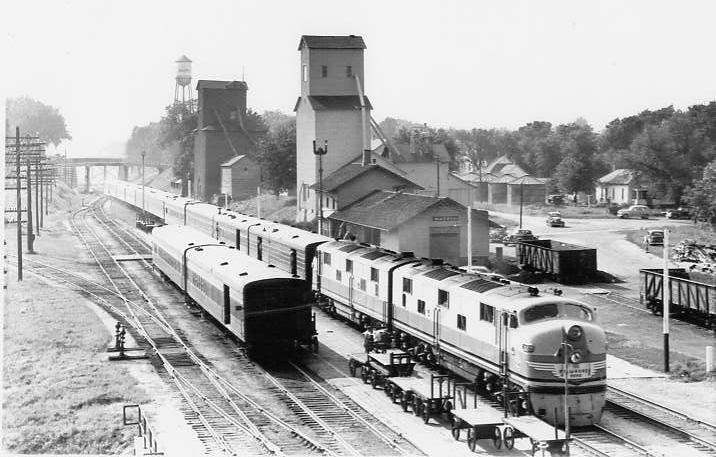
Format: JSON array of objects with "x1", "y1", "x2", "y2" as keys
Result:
[
  {"x1": 313, "y1": 140, "x2": 327, "y2": 235},
  {"x1": 663, "y1": 228, "x2": 671, "y2": 372},
  {"x1": 141, "y1": 150, "x2": 146, "y2": 221},
  {"x1": 26, "y1": 155, "x2": 34, "y2": 253},
  {"x1": 35, "y1": 159, "x2": 40, "y2": 232},
  {"x1": 15, "y1": 128, "x2": 22, "y2": 280},
  {"x1": 436, "y1": 156, "x2": 440, "y2": 197}
]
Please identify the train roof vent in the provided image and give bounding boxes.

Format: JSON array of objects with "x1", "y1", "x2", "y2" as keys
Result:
[
  {"x1": 228, "y1": 246, "x2": 235, "y2": 249},
  {"x1": 339, "y1": 244, "x2": 363, "y2": 253},
  {"x1": 292, "y1": 235, "x2": 300, "y2": 239},
  {"x1": 219, "y1": 241, "x2": 225, "y2": 244},
  {"x1": 188, "y1": 242, "x2": 195, "y2": 246},
  {"x1": 461, "y1": 278, "x2": 503, "y2": 293},
  {"x1": 272, "y1": 228, "x2": 279, "y2": 232},
  {"x1": 361, "y1": 251, "x2": 387, "y2": 260},
  {"x1": 239, "y1": 272, "x2": 248, "y2": 276},
  {"x1": 268, "y1": 264, "x2": 275, "y2": 268},
  {"x1": 423, "y1": 269, "x2": 460, "y2": 281},
  {"x1": 195, "y1": 248, "x2": 203, "y2": 251},
  {"x1": 220, "y1": 262, "x2": 229, "y2": 266}
]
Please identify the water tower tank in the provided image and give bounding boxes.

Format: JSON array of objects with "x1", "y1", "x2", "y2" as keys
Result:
[{"x1": 176, "y1": 55, "x2": 192, "y2": 87}]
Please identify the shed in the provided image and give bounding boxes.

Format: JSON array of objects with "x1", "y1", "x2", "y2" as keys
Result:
[{"x1": 220, "y1": 155, "x2": 260, "y2": 201}]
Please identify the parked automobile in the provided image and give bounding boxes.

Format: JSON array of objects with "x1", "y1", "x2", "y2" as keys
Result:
[
  {"x1": 666, "y1": 208, "x2": 691, "y2": 220},
  {"x1": 546, "y1": 194, "x2": 565, "y2": 205},
  {"x1": 617, "y1": 205, "x2": 650, "y2": 219},
  {"x1": 644, "y1": 230, "x2": 664, "y2": 246},
  {"x1": 489, "y1": 226, "x2": 507, "y2": 242},
  {"x1": 503, "y1": 229, "x2": 538, "y2": 245},
  {"x1": 546, "y1": 212, "x2": 565, "y2": 227}
]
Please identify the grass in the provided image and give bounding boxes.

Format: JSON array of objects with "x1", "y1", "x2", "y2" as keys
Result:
[
  {"x1": 3, "y1": 277, "x2": 150, "y2": 454},
  {"x1": 605, "y1": 331, "x2": 706, "y2": 375}
]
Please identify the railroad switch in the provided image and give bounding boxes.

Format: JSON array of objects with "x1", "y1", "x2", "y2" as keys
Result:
[{"x1": 108, "y1": 322, "x2": 148, "y2": 361}]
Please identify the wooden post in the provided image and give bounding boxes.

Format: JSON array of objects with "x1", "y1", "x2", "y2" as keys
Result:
[{"x1": 15, "y1": 128, "x2": 22, "y2": 280}]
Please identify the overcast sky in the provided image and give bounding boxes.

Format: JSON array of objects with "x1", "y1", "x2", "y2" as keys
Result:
[{"x1": 4, "y1": 0, "x2": 716, "y2": 156}]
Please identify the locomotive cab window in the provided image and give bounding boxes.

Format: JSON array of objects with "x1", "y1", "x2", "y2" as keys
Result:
[
  {"x1": 417, "y1": 299, "x2": 426, "y2": 315},
  {"x1": 403, "y1": 278, "x2": 412, "y2": 294},
  {"x1": 479, "y1": 302, "x2": 494, "y2": 322},
  {"x1": 522, "y1": 303, "x2": 593, "y2": 324},
  {"x1": 457, "y1": 314, "x2": 467, "y2": 330},
  {"x1": 438, "y1": 289, "x2": 449, "y2": 308},
  {"x1": 323, "y1": 252, "x2": 331, "y2": 265},
  {"x1": 346, "y1": 259, "x2": 353, "y2": 273},
  {"x1": 370, "y1": 267, "x2": 379, "y2": 283}
]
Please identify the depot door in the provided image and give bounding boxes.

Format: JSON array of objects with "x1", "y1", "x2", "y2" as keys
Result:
[{"x1": 429, "y1": 228, "x2": 459, "y2": 261}]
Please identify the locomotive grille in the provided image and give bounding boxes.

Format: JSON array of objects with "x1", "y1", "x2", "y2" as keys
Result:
[
  {"x1": 423, "y1": 269, "x2": 460, "y2": 280},
  {"x1": 461, "y1": 278, "x2": 503, "y2": 293}
]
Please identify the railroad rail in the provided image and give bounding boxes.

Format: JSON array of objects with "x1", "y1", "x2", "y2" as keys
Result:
[
  {"x1": 14, "y1": 196, "x2": 417, "y2": 456},
  {"x1": 605, "y1": 385, "x2": 716, "y2": 454}
]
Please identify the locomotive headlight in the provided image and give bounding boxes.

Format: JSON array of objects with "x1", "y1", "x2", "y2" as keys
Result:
[
  {"x1": 567, "y1": 325, "x2": 583, "y2": 340},
  {"x1": 570, "y1": 350, "x2": 584, "y2": 364}
]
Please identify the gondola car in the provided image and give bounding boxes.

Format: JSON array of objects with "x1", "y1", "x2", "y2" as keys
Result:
[
  {"x1": 317, "y1": 240, "x2": 606, "y2": 427},
  {"x1": 152, "y1": 224, "x2": 317, "y2": 355}
]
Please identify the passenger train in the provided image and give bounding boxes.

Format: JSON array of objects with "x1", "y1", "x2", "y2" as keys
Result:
[
  {"x1": 106, "y1": 180, "x2": 607, "y2": 426},
  {"x1": 152, "y1": 224, "x2": 317, "y2": 355}
]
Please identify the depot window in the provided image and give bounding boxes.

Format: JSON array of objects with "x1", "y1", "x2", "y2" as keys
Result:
[
  {"x1": 346, "y1": 65, "x2": 353, "y2": 77},
  {"x1": 321, "y1": 65, "x2": 328, "y2": 78},
  {"x1": 417, "y1": 299, "x2": 426, "y2": 315},
  {"x1": 438, "y1": 289, "x2": 449, "y2": 308}
]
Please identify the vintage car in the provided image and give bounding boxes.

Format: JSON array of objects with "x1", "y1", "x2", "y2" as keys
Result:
[
  {"x1": 546, "y1": 212, "x2": 565, "y2": 227},
  {"x1": 617, "y1": 205, "x2": 650, "y2": 219},
  {"x1": 503, "y1": 229, "x2": 538, "y2": 246},
  {"x1": 644, "y1": 230, "x2": 664, "y2": 246}
]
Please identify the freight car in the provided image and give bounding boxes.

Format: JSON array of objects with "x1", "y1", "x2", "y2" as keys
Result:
[
  {"x1": 318, "y1": 239, "x2": 607, "y2": 427},
  {"x1": 640, "y1": 268, "x2": 715, "y2": 329},
  {"x1": 516, "y1": 240, "x2": 597, "y2": 284},
  {"x1": 152, "y1": 224, "x2": 317, "y2": 355}
]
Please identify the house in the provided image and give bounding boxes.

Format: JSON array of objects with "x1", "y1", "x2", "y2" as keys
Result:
[
  {"x1": 306, "y1": 151, "x2": 423, "y2": 221},
  {"x1": 326, "y1": 190, "x2": 490, "y2": 266},
  {"x1": 220, "y1": 155, "x2": 260, "y2": 201},
  {"x1": 595, "y1": 169, "x2": 648, "y2": 205},
  {"x1": 455, "y1": 156, "x2": 546, "y2": 206}
]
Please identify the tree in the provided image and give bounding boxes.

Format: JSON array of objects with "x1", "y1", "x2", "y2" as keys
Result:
[
  {"x1": 6, "y1": 96, "x2": 71, "y2": 145},
  {"x1": 257, "y1": 120, "x2": 296, "y2": 196},
  {"x1": 554, "y1": 120, "x2": 605, "y2": 193},
  {"x1": 683, "y1": 159, "x2": 716, "y2": 224},
  {"x1": 262, "y1": 110, "x2": 294, "y2": 135}
]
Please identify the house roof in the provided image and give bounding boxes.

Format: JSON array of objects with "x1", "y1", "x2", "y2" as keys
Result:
[
  {"x1": 328, "y1": 191, "x2": 473, "y2": 231},
  {"x1": 298, "y1": 35, "x2": 366, "y2": 50},
  {"x1": 294, "y1": 95, "x2": 372, "y2": 112},
  {"x1": 221, "y1": 155, "x2": 251, "y2": 167},
  {"x1": 196, "y1": 80, "x2": 248, "y2": 91},
  {"x1": 485, "y1": 155, "x2": 513, "y2": 174},
  {"x1": 311, "y1": 153, "x2": 418, "y2": 192},
  {"x1": 598, "y1": 168, "x2": 635, "y2": 185},
  {"x1": 508, "y1": 175, "x2": 546, "y2": 185},
  {"x1": 373, "y1": 141, "x2": 451, "y2": 163}
]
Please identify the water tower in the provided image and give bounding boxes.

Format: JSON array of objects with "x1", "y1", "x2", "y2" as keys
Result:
[{"x1": 174, "y1": 55, "x2": 195, "y2": 113}]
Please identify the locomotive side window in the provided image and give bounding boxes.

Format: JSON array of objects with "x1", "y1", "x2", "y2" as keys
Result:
[
  {"x1": 403, "y1": 278, "x2": 412, "y2": 294},
  {"x1": 235, "y1": 230, "x2": 240, "y2": 249},
  {"x1": 479, "y1": 302, "x2": 494, "y2": 322},
  {"x1": 359, "y1": 279, "x2": 366, "y2": 291},
  {"x1": 417, "y1": 299, "x2": 426, "y2": 315},
  {"x1": 324, "y1": 252, "x2": 331, "y2": 265},
  {"x1": 290, "y1": 249, "x2": 297, "y2": 276},
  {"x1": 402, "y1": 294, "x2": 407, "y2": 307},
  {"x1": 346, "y1": 259, "x2": 353, "y2": 273},
  {"x1": 257, "y1": 237, "x2": 263, "y2": 261},
  {"x1": 438, "y1": 289, "x2": 449, "y2": 308},
  {"x1": 370, "y1": 268, "x2": 379, "y2": 283},
  {"x1": 336, "y1": 270, "x2": 342, "y2": 281},
  {"x1": 457, "y1": 314, "x2": 467, "y2": 330}
]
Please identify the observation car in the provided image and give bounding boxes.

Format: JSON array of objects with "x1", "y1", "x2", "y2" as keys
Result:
[{"x1": 152, "y1": 224, "x2": 317, "y2": 355}]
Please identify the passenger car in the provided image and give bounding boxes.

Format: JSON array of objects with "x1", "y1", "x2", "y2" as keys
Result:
[
  {"x1": 666, "y1": 208, "x2": 691, "y2": 220},
  {"x1": 643, "y1": 230, "x2": 664, "y2": 246},
  {"x1": 503, "y1": 229, "x2": 538, "y2": 245},
  {"x1": 546, "y1": 194, "x2": 565, "y2": 205},
  {"x1": 617, "y1": 205, "x2": 650, "y2": 219},
  {"x1": 545, "y1": 212, "x2": 565, "y2": 227}
]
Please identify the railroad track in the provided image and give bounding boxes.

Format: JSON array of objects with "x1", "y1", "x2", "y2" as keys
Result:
[{"x1": 15, "y1": 196, "x2": 418, "y2": 456}]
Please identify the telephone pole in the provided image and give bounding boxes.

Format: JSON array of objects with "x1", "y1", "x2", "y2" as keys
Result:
[{"x1": 15, "y1": 128, "x2": 22, "y2": 280}]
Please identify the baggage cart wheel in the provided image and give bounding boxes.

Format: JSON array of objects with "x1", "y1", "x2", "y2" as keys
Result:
[
  {"x1": 422, "y1": 404, "x2": 430, "y2": 423},
  {"x1": 450, "y1": 418, "x2": 461, "y2": 440},
  {"x1": 503, "y1": 426, "x2": 514, "y2": 449},
  {"x1": 412, "y1": 398, "x2": 422, "y2": 416},
  {"x1": 491, "y1": 427, "x2": 502, "y2": 449},
  {"x1": 361, "y1": 368, "x2": 368, "y2": 384},
  {"x1": 384, "y1": 383, "x2": 392, "y2": 397},
  {"x1": 467, "y1": 428, "x2": 477, "y2": 452}
]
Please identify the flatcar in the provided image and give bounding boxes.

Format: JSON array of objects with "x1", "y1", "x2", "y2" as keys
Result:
[
  {"x1": 152, "y1": 224, "x2": 317, "y2": 355},
  {"x1": 317, "y1": 239, "x2": 606, "y2": 427}
]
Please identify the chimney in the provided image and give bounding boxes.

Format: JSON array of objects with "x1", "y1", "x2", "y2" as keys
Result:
[{"x1": 362, "y1": 149, "x2": 371, "y2": 167}]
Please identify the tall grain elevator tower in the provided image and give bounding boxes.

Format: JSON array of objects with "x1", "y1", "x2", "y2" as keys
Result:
[
  {"x1": 294, "y1": 35, "x2": 372, "y2": 222},
  {"x1": 174, "y1": 55, "x2": 195, "y2": 113}
]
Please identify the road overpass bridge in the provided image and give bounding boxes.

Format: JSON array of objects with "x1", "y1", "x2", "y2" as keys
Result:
[{"x1": 63, "y1": 157, "x2": 169, "y2": 191}]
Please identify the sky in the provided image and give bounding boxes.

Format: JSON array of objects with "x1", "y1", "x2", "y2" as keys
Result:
[{"x1": 4, "y1": 0, "x2": 716, "y2": 157}]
